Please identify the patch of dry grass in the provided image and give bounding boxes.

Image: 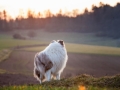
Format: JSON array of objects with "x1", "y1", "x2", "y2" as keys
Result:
[{"x1": 0, "y1": 49, "x2": 12, "y2": 62}]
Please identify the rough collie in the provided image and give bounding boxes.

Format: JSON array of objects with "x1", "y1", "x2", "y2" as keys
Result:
[{"x1": 34, "y1": 40, "x2": 68, "y2": 83}]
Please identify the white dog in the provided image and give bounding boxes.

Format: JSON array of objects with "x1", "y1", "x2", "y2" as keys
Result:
[{"x1": 34, "y1": 40, "x2": 68, "y2": 83}]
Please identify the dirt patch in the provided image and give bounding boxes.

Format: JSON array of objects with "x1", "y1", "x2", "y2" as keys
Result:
[
  {"x1": 0, "y1": 50, "x2": 120, "y2": 86},
  {"x1": 64, "y1": 53, "x2": 120, "y2": 77}
]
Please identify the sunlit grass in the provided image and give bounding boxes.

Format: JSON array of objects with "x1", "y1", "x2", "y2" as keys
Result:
[
  {"x1": 20, "y1": 43, "x2": 120, "y2": 56},
  {"x1": 0, "y1": 74, "x2": 120, "y2": 90},
  {"x1": 0, "y1": 38, "x2": 47, "y2": 50},
  {"x1": 0, "y1": 85, "x2": 119, "y2": 90},
  {"x1": 20, "y1": 46, "x2": 46, "y2": 52},
  {"x1": 1, "y1": 32, "x2": 120, "y2": 56},
  {"x1": 0, "y1": 69, "x2": 6, "y2": 74},
  {"x1": 0, "y1": 85, "x2": 77, "y2": 90},
  {"x1": 66, "y1": 43, "x2": 120, "y2": 55},
  {"x1": 1, "y1": 34, "x2": 120, "y2": 56}
]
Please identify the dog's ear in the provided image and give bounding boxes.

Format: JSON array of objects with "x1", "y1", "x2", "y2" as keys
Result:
[{"x1": 58, "y1": 40, "x2": 64, "y2": 46}]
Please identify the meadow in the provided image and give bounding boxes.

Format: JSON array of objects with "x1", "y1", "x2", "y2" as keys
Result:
[
  {"x1": 0, "y1": 31, "x2": 120, "y2": 90},
  {"x1": 21, "y1": 43, "x2": 120, "y2": 56},
  {"x1": 13, "y1": 30, "x2": 120, "y2": 47},
  {"x1": 1, "y1": 31, "x2": 120, "y2": 56}
]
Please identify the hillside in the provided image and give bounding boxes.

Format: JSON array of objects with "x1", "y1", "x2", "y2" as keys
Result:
[{"x1": 0, "y1": 74, "x2": 120, "y2": 90}]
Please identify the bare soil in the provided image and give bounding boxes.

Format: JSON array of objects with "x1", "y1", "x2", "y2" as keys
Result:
[{"x1": 0, "y1": 50, "x2": 120, "y2": 86}]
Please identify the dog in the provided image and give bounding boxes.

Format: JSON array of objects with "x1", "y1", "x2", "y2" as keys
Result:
[{"x1": 34, "y1": 40, "x2": 68, "y2": 83}]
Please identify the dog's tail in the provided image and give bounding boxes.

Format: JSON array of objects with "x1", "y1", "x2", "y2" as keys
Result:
[{"x1": 34, "y1": 53, "x2": 45, "y2": 83}]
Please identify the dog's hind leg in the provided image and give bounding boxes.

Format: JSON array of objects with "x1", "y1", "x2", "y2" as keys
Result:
[{"x1": 56, "y1": 73, "x2": 61, "y2": 80}]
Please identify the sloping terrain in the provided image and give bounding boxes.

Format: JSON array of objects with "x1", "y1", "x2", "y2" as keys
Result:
[{"x1": 0, "y1": 50, "x2": 120, "y2": 86}]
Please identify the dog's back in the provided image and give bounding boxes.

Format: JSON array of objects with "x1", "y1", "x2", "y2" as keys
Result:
[{"x1": 45, "y1": 40, "x2": 68, "y2": 75}]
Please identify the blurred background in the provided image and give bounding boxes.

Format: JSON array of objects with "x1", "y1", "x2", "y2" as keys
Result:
[{"x1": 0, "y1": 0, "x2": 120, "y2": 85}]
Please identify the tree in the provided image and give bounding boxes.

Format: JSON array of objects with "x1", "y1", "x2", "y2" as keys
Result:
[
  {"x1": 3, "y1": 10, "x2": 7, "y2": 20},
  {"x1": 27, "y1": 10, "x2": 35, "y2": 19},
  {"x1": 44, "y1": 10, "x2": 53, "y2": 17}
]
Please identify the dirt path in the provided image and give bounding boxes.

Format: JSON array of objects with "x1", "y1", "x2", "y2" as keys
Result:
[{"x1": 0, "y1": 50, "x2": 120, "y2": 86}]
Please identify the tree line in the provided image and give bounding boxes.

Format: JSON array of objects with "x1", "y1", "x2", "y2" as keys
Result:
[{"x1": 0, "y1": 2, "x2": 120, "y2": 38}]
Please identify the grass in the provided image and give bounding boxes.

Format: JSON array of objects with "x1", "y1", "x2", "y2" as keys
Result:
[
  {"x1": 20, "y1": 43, "x2": 120, "y2": 56},
  {"x1": 1, "y1": 32, "x2": 120, "y2": 56},
  {"x1": 40, "y1": 74, "x2": 120, "y2": 88},
  {"x1": 0, "y1": 85, "x2": 77, "y2": 90},
  {"x1": 66, "y1": 43, "x2": 120, "y2": 56},
  {"x1": 22, "y1": 30, "x2": 120, "y2": 47},
  {"x1": 0, "y1": 49, "x2": 13, "y2": 62},
  {"x1": 0, "y1": 74, "x2": 120, "y2": 90},
  {"x1": 1, "y1": 31, "x2": 120, "y2": 47},
  {"x1": 0, "y1": 38, "x2": 48, "y2": 50},
  {"x1": 1, "y1": 85, "x2": 116, "y2": 90},
  {"x1": 0, "y1": 69, "x2": 6, "y2": 74}
]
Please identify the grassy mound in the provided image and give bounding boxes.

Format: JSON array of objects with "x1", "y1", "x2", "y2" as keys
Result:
[
  {"x1": 42, "y1": 74, "x2": 120, "y2": 88},
  {"x1": 0, "y1": 74, "x2": 120, "y2": 90}
]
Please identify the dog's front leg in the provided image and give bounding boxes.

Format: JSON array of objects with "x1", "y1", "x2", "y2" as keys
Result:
[
  {"x1": 45, "y1": 70, "x2": 51, "y2": 81},
  {"x1": 39, "y1": 79, "x2": 42, "y2": 84}
]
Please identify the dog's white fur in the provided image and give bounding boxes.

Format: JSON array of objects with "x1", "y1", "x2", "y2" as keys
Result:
[{"x1": 34, "y1": 40, "x2": 68, "y2": 83}]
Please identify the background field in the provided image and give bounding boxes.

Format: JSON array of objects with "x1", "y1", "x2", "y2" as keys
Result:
[
  {"x1": 0, "y1": 31, "x2": 120, "y2": 89},
  {"x1": 1, "y1": 31, "x2": 120, "y2": 55},
  {"x1": 1, "y1": 30, "x2": 120, "y2": 47}
]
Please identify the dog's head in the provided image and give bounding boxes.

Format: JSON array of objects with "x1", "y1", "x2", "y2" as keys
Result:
[
  {"x1": 50, "y1": 40, "x2": 65, "y2": 47},
  {"x1": 57, "y1": 40, "x2": 64, "y2": 46}
]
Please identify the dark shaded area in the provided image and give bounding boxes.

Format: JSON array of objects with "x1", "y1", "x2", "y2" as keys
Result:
[
  {"x1": 13, "y1": 33, "x2": 26, "y2": 40},
  {"x1": 0, "y1": 3, "x2": 120, "y2": 38},
  {"x1": 0, "y1": 73, "x2": 38, "y2": 86}
]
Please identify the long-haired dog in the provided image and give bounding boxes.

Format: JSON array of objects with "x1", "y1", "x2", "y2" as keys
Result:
[{"x1": 34, "y1": 40, "x2": 68, "y2": 83}]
